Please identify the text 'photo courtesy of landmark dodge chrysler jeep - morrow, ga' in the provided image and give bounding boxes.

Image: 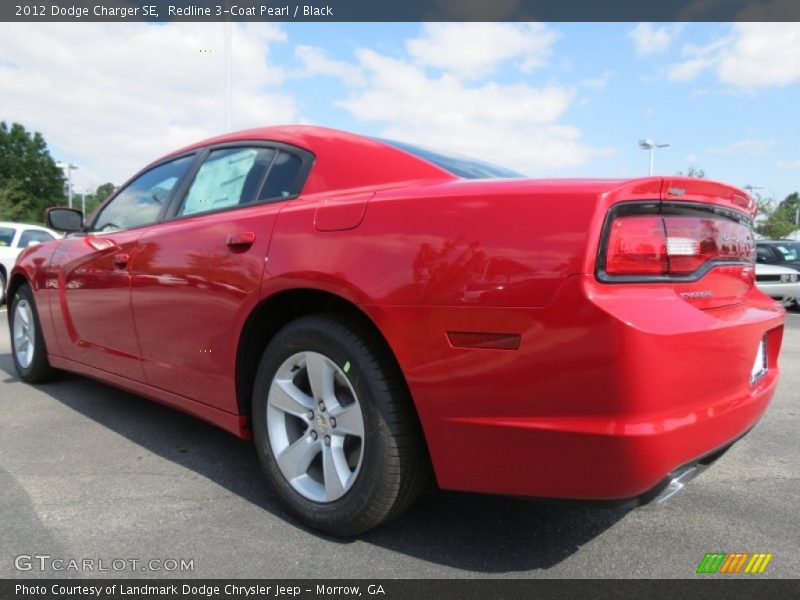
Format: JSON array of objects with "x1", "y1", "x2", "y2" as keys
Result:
[{"x1": 8, "y1": 126, "x2": 784, "y2": 535}]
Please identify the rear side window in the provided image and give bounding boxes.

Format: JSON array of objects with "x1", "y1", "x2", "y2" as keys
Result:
[
  {"x1": 179, "y1": 147, "x2": 275, "y2": 217},
  {"x1": 378, "y1": 138, "x2": 524, "y2": 179},
  {"x1": 94, "y1": 155, "x2": 194, "y2": 232},
  {"x1": 259, "y1": 151, "x2": 304, "y2": 201},
  {"x1": 0, "y1": 227, "x2": 14, "y2": 247},
  {"x1": 18, "y1": 229, "x2": 55, "y2": 247},
  {"x1": 775, "y1": 245, "x2": 798, "y2": 261}
]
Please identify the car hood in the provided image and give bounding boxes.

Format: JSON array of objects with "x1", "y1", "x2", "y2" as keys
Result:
[{"x1": 756, "y1": 263, "x2": 800, "y2": 275}]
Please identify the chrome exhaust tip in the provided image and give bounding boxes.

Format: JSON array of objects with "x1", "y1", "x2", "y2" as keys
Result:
[{"x1": 653, "y1": 465, "x2": 703, "y2": 505}]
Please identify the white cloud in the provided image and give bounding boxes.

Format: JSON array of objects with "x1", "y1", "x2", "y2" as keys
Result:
[
  {"x1": 708, "y1": 138, "x2": 776, "y2": 156},
  {"x1": 776, "y1": 159, "x2": 800, "y2": 169},
  {"x1": 669, "y1": 23, "x2": 800, "y2": 87},
  {"x1": 580, "y1": 70, "x2": 614, "y2": 90},
  {"x1": 294, "y1": 44, "x2": 364, "y2": 85},
  {"x1": 336, "y1": 48, "x2": 608, "y2": 174},
  {"x1": 629, "y1": 23, "x2": 682, "y2": 56},
  {"x1": 0, "y1": 23, "x2": 297, "y2": 189},
  {"x1": 405, "y1": 22, "x2": 559, "y2": 79}
]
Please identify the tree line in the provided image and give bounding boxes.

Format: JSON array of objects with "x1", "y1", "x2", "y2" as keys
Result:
[
  {"x1": 677, "y1": 166, "x2": 799, "y2": 239},
  {"x1": 0, "y1": 121, "x2": 115, "y2": 224}
]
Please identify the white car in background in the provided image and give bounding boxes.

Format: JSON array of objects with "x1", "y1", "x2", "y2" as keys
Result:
[
  {"x1": 756, "y1": 262, "x2": 800, "y2": 308},
  {"x1": 0, "y1": 222, "x2": 61, "y2": 305}
]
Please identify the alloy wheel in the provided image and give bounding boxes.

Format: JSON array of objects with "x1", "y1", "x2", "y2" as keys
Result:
[
  {"x1": 266, "y1": 351, "x2": 365, "y2": 503},
  {"x1": 13, "y1": 299, "x2": 35, "y2": 369}
]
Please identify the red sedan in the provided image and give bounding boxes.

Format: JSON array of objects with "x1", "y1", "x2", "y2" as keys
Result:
[{"x1": 7, "y1": 126, "x2": 784, "y2": 535}]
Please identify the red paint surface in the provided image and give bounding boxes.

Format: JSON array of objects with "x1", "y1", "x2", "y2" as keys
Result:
[{"x1": 11, "y1": 126, "x2": 783, "y2": 501}]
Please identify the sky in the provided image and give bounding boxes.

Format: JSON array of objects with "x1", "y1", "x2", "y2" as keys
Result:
[{"x1": 0, "y1": 22, "x2": 798, "y2": 203}]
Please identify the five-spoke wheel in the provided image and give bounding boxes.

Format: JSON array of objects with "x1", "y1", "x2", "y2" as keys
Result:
[
  {"x1": 267, "y1": 351, "x2": 365, "y2": 503},
  {"x1": 252, "y1": 314, "x2": 429, "y2": 535},
  {"x1": 9, "y1": 283, "x2": 57, "y2": 383},
  {"x1": 12, "y1": 298, "x2": 36, "y2": 369}
]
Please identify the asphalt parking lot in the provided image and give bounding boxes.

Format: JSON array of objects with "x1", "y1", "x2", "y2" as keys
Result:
[{"x1": 1, "y1": 306, "x2": 798, "y2": 579}]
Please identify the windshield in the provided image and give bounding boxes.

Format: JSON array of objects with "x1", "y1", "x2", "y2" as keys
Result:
[
  {"x1": 378, "y1": 138, "x2": 525, "y2": 180},
  {"x1": 773, "y1": 243, "x2": 800, "y2": 261}
]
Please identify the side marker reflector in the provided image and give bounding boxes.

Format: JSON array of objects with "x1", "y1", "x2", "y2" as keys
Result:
[{"x1": 446, "y1": 331, "x2": 521, "y2": 350}]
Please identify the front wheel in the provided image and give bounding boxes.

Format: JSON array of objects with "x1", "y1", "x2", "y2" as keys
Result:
[
  {"x1": 0, "y1": 270, "x2": 6, "y2": 305},
  {"x1": 10, "y1": 283, "x2": 57, "y2": 383},
  {"x1": 252, "y1": 314, "x2": 429, "y2": 535}
]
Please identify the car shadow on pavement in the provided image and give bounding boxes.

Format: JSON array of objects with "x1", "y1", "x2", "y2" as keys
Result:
[{"x1": 0, "y1": 353, "x2": 630, "y2": 573}]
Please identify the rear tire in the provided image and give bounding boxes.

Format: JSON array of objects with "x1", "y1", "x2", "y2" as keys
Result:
[
  {"x1": 10, "y1": 283, "x2": 57, "y2": 383},
  {"x1": 252, "y1": 314, "x2": 429, "y2": 535}
]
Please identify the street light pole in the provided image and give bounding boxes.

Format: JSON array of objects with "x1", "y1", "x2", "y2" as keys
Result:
[
  {"x1": 638, "y1": 139, "x2": 669, "y2": 176},
  {"x1": 224, "y1": 3, "x2": 232, "y2": 132},
  {"x1": 56, "y1": 162, "x2": 78, "y2": 209},
  {"x1": 743, "y1": 184, "x2": 763, "y2": 198},
  {"x1": 795, "y1": 208, "x2": 799, "y2": 241}
]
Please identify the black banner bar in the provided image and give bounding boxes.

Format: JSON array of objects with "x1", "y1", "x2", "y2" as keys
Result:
[
  {"x1": 4, "y1": 0, "x2": 800, "y2": 22},
  {"x1": 3, "y1": 579, "x2": 800, "y2": 600}
]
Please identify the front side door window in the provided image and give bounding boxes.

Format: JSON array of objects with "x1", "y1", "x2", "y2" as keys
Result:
[{"x1": 93, "y1": 155, "x2": 194, "y2": 232}]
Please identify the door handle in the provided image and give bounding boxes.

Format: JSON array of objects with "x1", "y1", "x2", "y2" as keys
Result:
[
  {"x1": 226, "y1": 231, "x2": 256, "y2": 248},
  {"x1": 113, "y1": 253, "x2": 130, "y2": 269}
]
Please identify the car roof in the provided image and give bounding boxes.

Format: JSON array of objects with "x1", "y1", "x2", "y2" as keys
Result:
[
  {"x1": 0, "y1": 222, "x2": 55, "y2": 231},
  {"x1": 157, "y1": 125, "x2": 457, "y2": 195}
]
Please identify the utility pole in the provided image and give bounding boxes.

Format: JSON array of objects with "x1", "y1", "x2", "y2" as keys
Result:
[
  {"x1": 56, "y1": 162, "x2": 78, "y2": 209},
  {"x1": 638, "y1": 139, "x2": 669, "y2": 176}
]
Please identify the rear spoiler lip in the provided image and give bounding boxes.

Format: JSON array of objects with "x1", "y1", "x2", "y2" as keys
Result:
[
  {"x1": 658, "y1": 176, "x2": 755, "y2": 220},
  {"x1": 599, "y1": 176, "x2": 754, "y2": 220}
]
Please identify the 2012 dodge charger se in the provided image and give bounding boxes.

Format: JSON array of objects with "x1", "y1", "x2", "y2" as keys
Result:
[{"x1": 7, "y1": 126, "x2": 785, "y2": 535}]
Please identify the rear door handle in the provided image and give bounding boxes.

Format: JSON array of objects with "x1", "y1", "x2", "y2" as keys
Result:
[
  {"x1": 113, "y1": 253, "x2": 130, "y2": 269},
  {"x1": 226, "y1": 231, "x2": 256, "y2": 248}
]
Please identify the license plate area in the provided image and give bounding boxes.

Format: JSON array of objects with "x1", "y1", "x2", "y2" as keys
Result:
[{"x1": 750, "y1": 335, "x2": 768, "y2": 385}]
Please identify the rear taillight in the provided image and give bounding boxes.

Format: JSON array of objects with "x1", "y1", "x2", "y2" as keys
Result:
[
  {"x1": 603, "y1": 212, "x2": 753, "y2": 277},
  {"x1": 605, "y1": 215, "x2": 668, "y2": 275}
]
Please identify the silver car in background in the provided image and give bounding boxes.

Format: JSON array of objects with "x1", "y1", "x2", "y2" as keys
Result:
[{"x1": 756, "y1": 262, "x2": 800, "y2": 308}]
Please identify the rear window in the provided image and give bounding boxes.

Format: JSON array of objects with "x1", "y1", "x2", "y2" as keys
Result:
[
  {"x1": 378, "y1": 139, "x2": 524, "y2": 180},
  {"x1": 18, "y1": 229, "x2": 56, "y2": 247}
]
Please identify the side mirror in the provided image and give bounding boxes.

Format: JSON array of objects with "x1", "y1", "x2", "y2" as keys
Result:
[
  {"x1": 26, "y1": 240, "x2": 41, "y2": 248},
  {"x1": 46, "y1": 207, "x2": 83, "y2": 232}
]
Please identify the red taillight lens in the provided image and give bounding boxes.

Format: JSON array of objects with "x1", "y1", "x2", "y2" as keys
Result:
[
  {"x1": 605, "y1": 215, "x2": 668, "y2": 275},
  {"x1": 604, "y1": 214, "x2": 753, "y2": 276}
]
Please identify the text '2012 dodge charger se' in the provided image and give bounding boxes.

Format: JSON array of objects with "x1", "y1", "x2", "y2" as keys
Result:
[{"x1": 8, "y1": 126, "x2": 784, "y2": 535}]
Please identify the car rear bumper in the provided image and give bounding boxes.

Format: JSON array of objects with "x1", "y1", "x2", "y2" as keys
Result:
[{"x1": 370, "y1": 274, "x2": 785, "y2": 500}]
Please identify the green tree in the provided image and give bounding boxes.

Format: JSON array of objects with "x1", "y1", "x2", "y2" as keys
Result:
[
  {"x1": 0, "y1": 122, "x2": 66, "y2": 223},
  {"x1": 0, "y1": 180, "x2": 32, "y2": 221},
  {"x1": 757, "y1": 192, "x2": 800, "y2": 239},
  {"x1": 81, "y1": 182, "x2": 116, "y2": 217}
]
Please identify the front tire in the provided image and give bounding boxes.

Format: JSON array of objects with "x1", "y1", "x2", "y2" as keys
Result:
[
  {"x1": 252, "y1": 314, "x2": 429, "y2": 535},
  {"x1": 10, "y1": 283, "x2": 57, "y2": 383},
  {"x1": 0, "y1": 270, "x2": 6, "y2": 305}
]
